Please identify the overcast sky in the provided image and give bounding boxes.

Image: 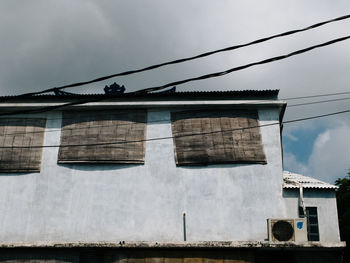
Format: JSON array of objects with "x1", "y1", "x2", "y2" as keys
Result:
[{"x1": 0, "y1": 1, "x2": 349, "y2": 182}]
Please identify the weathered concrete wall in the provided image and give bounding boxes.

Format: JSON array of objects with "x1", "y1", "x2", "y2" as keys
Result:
[
  {"x1": 0, "y1": 107, "x2": 322, "y2": 243},
  {"x1": 0, "y1": 247, "x2": 344, "y2": 263},
  {"x1": 282, "y1": 189, "x2": 340, "y2": 242}
]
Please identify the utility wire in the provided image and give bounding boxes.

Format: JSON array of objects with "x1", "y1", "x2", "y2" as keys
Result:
[
  {"x1": 1, "y1": 108, "x2": 349, "y2": 149},
  {"x1": 283, "y1": 90, "x2": 350, "y2": 101},
  {"x1": 0, "y1": 97, "x2": 103, "y2": 116},
  {"x1": 1, "y1": 35, "x2": 350, "y2": 117},
  {"x1": 8, "y1": 14, "x2": 350, "y2": 99},
  {"x1": 1, "y1": 95, "x2": 350, "y2": 137},
  {"x1": 134, "y1": 35, "x2": 350, "y2": 94},
  {"x1": 1, "y1": 89, "x2": 350, "y2": 122},
  {"x1": 287, "y1": 96, "x2": 350, "y2": 107}
]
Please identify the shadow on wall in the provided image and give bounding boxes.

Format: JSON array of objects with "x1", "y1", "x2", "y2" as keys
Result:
[
  {"x1": 0, "y1": 172, "x2": 40, "y2": 177},
  {"x1": 57, "y1": 163, "x2": 143, "y2": 171},
  {"x1": 179, "y1": 163, "x2": 261, "y2": 170},
  {"x1": 283, "y1": 189, "x2": 336, "y2": 199}
]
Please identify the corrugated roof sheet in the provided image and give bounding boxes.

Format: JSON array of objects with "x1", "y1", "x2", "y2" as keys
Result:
[
  {"x1": 0, "y1": 90, "x2": 279, "y2": 100},
  {"x1": 283, "y1": 171, "x2": 337, "y2": 189}
]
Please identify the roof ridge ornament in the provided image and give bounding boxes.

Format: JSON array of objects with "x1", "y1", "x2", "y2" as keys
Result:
[{"x1": 104, "y1": 83, "x2": 126, "y2": 95}]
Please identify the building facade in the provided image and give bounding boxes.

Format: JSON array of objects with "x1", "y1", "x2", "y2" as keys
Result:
[{"x1": 0, "y1": 90, "x2": 345, "y2": 262}]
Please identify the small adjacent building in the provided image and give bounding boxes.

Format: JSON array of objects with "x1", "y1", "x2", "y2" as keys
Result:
[
  {"x1": 0, "y1": 90, "x2": 345, "y2": 262},
  {"x1": 283, "y1": 170, "x2": 341, "y2": 242}
]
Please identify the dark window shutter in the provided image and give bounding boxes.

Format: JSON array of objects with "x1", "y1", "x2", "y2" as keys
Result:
[
  {"x1": 0, "y1": 118, "x2": 46, "y2": 172},
  {"x1": 299, "y1": 206, "x2": 320, "y2": 241},
  {"x1": 58, "y1": 110, "x2": 147, "y2": 164},
  {"x1": 171, "y1": 109, "x2": 266, "y2": 165}
]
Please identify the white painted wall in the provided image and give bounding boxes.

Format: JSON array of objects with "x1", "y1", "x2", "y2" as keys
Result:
[
  {"x1": 282, "y1": 189, "x2": 340, "y2": 242},
  {"x1": 0, "y1": 106, "x2": 338, "y2": 243}
]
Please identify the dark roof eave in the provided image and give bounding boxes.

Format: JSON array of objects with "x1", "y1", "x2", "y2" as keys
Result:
[{"x1": 0, "y1": 90, "x2": 280, "y2": 102}]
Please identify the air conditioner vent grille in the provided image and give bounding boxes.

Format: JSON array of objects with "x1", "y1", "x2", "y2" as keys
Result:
[{"x1": 271, "y1": 220, "x2": 294, "y2": 241}]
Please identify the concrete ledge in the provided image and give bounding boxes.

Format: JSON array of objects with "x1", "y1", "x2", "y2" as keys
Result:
[{"x1": 0, "y1": 241, "x2": 345, "y2": 250}]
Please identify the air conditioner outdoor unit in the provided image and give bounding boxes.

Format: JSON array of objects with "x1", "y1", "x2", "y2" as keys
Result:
[{"x1": 267, "y1": 218, "x2": 307, "y2": 242}]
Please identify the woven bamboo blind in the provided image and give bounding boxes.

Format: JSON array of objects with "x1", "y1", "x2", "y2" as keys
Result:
[
  {"x1": 0, "y1": 118, "x2": 46, "y2": 172},
  {"x1": 171, "y1": 109, "x2": 266, "y2": 165},
  {"x1": 58, "y1": 109, "x2": 147, "y2": 164}
]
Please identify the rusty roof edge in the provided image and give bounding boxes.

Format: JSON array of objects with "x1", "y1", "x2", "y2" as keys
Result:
[{"x1": 0, "y1": 241, "x2": 345, "y2": 249}]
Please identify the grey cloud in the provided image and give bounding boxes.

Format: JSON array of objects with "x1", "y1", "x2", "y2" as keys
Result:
[
  {"x1": 1, "y1": 0, "x2": 350, "y2": 96},
  {"x1": 0, "y1": 0, "x2": 349, "y2": 181}
]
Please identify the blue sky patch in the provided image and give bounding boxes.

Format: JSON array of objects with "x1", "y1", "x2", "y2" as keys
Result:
[{"x1": 282, "y1": 126, "x2": 327, "y2": 165}]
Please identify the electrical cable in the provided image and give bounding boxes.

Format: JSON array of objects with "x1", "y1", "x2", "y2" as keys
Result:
[
  {"x1": 282, "y1": 90, "x2": 350, "y2": 101},
  {"x1": 287, "y1": 96, "x2": 350, "y2": 107},
  {"x1": 1, "y1": 35, "x2": 350, "y2": 117},
  {"x1": 0, "y1": 97, "x2": 104, "y2": 116},
  {"x1": 1, "y1": 89, "x2": 349, "y2": 122},
  {"x1": 8, "y1": 14, "x2": 350, "y2": 98},
  {"x1": 0, "y1": 108, "x2": 349, "y2": 149},
  {"x1": 1, "y1": 95, "x2": 350, "y2": 137},
  {"x1": 134, "y1": 35, "x2": 350, "y2": 94}
]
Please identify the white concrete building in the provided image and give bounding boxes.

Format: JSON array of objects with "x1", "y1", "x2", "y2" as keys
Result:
[{"x1": 0, "y1": 90, "x2": 345, "y2": 263}]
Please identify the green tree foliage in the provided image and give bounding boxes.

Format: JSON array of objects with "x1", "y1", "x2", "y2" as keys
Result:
[{"x1": 335, "y1": 171, "x2": 350, "y2": 262}]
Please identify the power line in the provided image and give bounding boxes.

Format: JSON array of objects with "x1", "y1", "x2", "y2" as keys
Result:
[
  {"x1": 1, "y1": 88, "x2": 348, "y2": 122},
  {"x1": 0, "y1": 97, "x2": 103, "y2": 116},
  {"x1": 287, "y1": 96, "x2": 350, "y2": 107},
  {"x1": 1, "y1": 108, "x2": 349, "y2": 149},
  {"x1": 134, "y1": 35, "x2": 350, "y2": 94},
  {"x1": 1, "y1": 95, "x2": 350, "y2": 137},
  {"x1": 8, "y1": 14, "x2": 350, "y2": 99},
  {"x1": 1, "y1": 35, "x2": 350, "y2": 117},
  {"x1": 282, "y1": 90, "x2": 350, "y2": 101},
  {"x1": 283, "y1": 109, "x2": 350, "y2": 124}
]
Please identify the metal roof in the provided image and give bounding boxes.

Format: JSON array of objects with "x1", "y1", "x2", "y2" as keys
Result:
[
  {"x1": 283, "y1": 171, "x2": 337, "y2": 190},
  {"x1": 0, "y1": 90, "x2": 279, "y2": 100}
]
